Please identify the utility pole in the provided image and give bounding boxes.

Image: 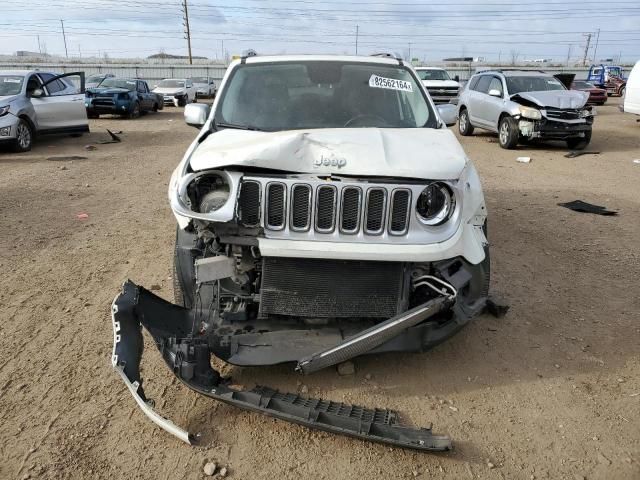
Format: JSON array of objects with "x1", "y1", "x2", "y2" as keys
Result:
[
  {"x1": 221, "y1": 39, "x2": 224, "y2": 62},
  {"x1": 582, "y1": 33, "x2": 592, "y2": 66},
  {"x1": 355, "y1": 25, "x2": 359, "y2": 55},
  {"x1": 592, "y1": 28, "x2": 601, "y2": 63},
  {"x1": 566, "y1": 44, "x2": 572, "y2": 67},
  {"x1": 408, "y1": 42, "x2": 411, "y2": 62},
  {"x1": 60, "y1": 20, "x2": 68, "y2": 58},
  {"x1": 37, "y1": 35, "x2": 41, "y2": 54},
  {"x1": 182, "y1": 0, "x2": 193, "y2": 65}
]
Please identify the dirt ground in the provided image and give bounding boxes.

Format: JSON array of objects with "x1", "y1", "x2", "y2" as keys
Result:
[{"x1": 1, "y1": 98, "x2": 639, "y2": 480}]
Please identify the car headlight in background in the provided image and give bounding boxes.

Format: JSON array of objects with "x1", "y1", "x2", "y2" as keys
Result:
[
  {"x1": 0, "y1": 105, "x2": 10, "y2": 117},
  {"x1": 416, "y1": 182, "x2": 455, "y2": 226},
  {"x1": 518, "y1": 106, "x2": 542, "y2": 120}
]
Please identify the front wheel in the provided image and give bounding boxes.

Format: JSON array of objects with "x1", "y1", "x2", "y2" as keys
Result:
[
  {"x1": 128, "y1": 102, "x2": 141, "y2": 119},
  {"x1": 458, "y1": 108, "x2": 474, "y2": 136},
  {"x1": 12, "y1": 119, "x2": 33, "y2": 152},
  {"x1": 619, "y1": 86, "x2": 625, "y2": 97},
  {"x1": 567, "y1": 130, "x2": 592, "y2": 150},
  {"x1": 498, "y1": 116, "x2": 519, "y2": 149}
]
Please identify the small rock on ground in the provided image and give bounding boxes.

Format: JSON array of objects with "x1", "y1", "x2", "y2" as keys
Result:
[
  {"x1": 337, "y1": 361, "x2": 355, "y2": 376},
  {"x1": 203, "y1": 461, "x2": 217, "y2": 476},
  {"x1": 219, "y1": 466, "x2": 228, "y2": 477}
]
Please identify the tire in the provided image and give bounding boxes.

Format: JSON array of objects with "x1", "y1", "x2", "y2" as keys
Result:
[
  {"x1": 566, "y1": 130, "x2": 592, "y2": 150},
  {"x1": 152, "y1": 103, "x2": 159, "y2": 112},
  {"x1": 128, "y1": 102, "x2": 141, "y2": 119},
  {"x1": 498, "y1": 116, "x2": 519, "y2": 149},
  {"x1": 12, "y1": 119, "x2": 33, "y2": 153},
  {"x1": 87, "y1": 112, "x2": 99, "y2": 119},
  {"x1": 458, "y1": 108, "x2": 474, "y2": 136},
  {"x1": 619, "y1": 86, "x2": 625, "y2": 97},
  {"x1": 173, "y1": 227, "x2": 196, "y2": 308}
]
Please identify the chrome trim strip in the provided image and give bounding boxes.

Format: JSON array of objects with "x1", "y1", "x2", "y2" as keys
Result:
[
  {"x1": 289, "y1": 183, "x2": 312, "y2": 232},
  {"x1": 265, "y1": 181, "x2": 287, "y2": 231},
  {"x1": 388, "y1": 188, "x2": 412, "y2": 236},
  {"x1": 364, "y1": 187, "x2": 387, "y2": 235},
  {"x1": 314, "y1": 185, "x2": 338, "y2": 233},
  {"x1": 339, "y1": 186, "x2": 363, "y2": 234}
]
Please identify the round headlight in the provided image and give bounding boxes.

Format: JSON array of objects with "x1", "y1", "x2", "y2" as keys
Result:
[
  {"x1": 192, "y1": 174, "x2": 229, "y2": 213},
  {"x1": 416, "y1": 183, "x2": 455, "y2": 225}
]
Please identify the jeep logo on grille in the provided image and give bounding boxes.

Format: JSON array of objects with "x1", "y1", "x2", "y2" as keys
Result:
[{"x1": 314, "y1": 154, "x2": 347, "y2": 168}]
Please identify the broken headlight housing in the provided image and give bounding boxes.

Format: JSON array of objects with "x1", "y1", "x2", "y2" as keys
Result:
[
  {"x1": 518, "y1": 106, "x2": 542, "y2": 120},
  {"x1": 188, "y1": 173, "x2": 230, "y2": 213},
  {"x1": 416, "y1": 182, "x2": 455, "y2": 226},
  {"x1": 580, "y1": 108, "x2": 596, "y2": 118}
]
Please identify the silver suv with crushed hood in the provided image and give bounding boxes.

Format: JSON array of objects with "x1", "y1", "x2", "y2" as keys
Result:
[
  {"x1": 111, "y1": 55, "x2": 490, "y2": 451},
  {"x1": 457, "y1": 70, "x2": 595, "y2": 149}
]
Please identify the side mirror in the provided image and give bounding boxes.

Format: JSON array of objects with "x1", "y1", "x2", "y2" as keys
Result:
[
  {"x1": 454, "y1": 75, "x2": 460, "y2": 82},
  {"x1": 436, "y1": 104, "x2": 457, "y2": 127},
  {"x1": 488, "y1": 89, "x2": 502, "y2": 98},
  {"x1": 30, "y1": 88, "x2": 44, "y2": 98},
  {"x1": 184, "y1": 103, "x2": 210, "y2": 128}
]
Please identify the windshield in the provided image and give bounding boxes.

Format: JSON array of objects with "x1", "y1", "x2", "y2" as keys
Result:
[
  {"x1": 98, "y1": 79, "x2": 137, "y2": 90},
  {"x1": 192, "y1": 77, "x2": 208, "y2": 83},
  {"x1": 416, "y1": 69, "x2": 451, "y2": 81},
  {"x1": 158, "y1": 80, "x2": 184, "y2": 88},
  {"x1": 608, "y1": 67, "x2": 622, "y2": 77},
  {"x1": 0, "y1": 75, "x2": 24, "y2": 96},
  {"x1": 215, "y1": 61, "x2": 435, "y2": 131},
  {"x1": 506, "y1": 76, "x2": 566, "y2": 94}
]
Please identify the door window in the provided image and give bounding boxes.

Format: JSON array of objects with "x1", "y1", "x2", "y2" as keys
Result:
[
  {"x1": 26, "y1": 75, "x2": 43, "y2": 96},
  {"x1": 488, "y1": 77, "x2": 503, "y2": 97},
  {"x1": 38, "y1": 73, "x2": 67, "y2": 95},
  {"x1": 137, "y1": 82, "x2": 148, "y2": 93},
  {"x1": 474, "y1": 75, "x2": 492, "y2": 94}
]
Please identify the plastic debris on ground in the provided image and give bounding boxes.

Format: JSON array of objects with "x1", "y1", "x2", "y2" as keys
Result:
[
  {"x1": 76, "y1": 213, "x2": 89, "y2": 220},
  {"x1": 565, "y1": 151, "x2": 601, "y2": 158},
  {"x1": 516, "y1": 156, "x2": 531, "y2": 163},
  {"x1": 558, "y1": 200, "x2": 618, "y2": 216}
]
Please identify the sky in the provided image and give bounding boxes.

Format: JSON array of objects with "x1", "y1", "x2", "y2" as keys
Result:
[{"x1": 2, "y1": 0, "x2": 640, "y2": 63}]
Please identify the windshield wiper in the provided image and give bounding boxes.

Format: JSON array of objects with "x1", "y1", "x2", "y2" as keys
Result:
[{"x1": 214, "y1": 121, "x2": 263, "y2": 132}]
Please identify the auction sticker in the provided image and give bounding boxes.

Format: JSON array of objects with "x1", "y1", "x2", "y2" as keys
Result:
[{"x1": 369, "y1": 75, "x2": 413, "y2": 92}]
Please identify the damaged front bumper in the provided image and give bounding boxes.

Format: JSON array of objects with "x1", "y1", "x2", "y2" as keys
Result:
[{"x1": 111, "y1": 280, "x2": 452, "y2": 451}]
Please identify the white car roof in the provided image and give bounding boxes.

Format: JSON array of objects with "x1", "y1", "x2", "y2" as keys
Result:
[{"x1": 415, "y1": 67, "x2": 446, "y2": 71}]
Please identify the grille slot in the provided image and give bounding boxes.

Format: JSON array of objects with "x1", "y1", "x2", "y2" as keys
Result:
[
  {"x1": 259, "y1": 257, "x2": 404, "y2": 318},
  {"x1": 237, "y1": 180, "x2": 261, "y2": 227},
  {"x1": 365, "y1": 188, "x2": 387, "y2": 234},
  {"x1": 340, "y1": 187, "x2": 362, "y2": 234},
  {"x1": 545, "y1": 108, "x2": 581, "y2": 120},
  {"x1": 290, "y1": 184, "x2": 312, "y2": 231},
  {"x1": 389, "y1": 189, "x2": 411, "y2": 235},
  {"x1": 266, "y1": 182, "x2": 286, "y2": 230},
  {"x1": 315, "y1": 185, "x2": 337, "y2": 233}
]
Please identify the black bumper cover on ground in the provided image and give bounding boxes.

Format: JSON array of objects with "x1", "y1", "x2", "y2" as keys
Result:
[{"x1": 111, "y1": 280, "x2": 452, "y2": 451}]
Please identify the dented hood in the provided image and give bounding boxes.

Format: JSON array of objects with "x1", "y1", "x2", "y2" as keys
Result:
[
  {"x1": 512, "y1": 90, "x2": 589, "y2": 109},
  {"x1": 189, "y1": 128, "x2": 468, "y2": 180}
]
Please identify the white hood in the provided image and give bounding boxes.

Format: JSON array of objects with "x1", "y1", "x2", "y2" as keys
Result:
[
  {"x1": 422, "y1": 80, "x2": 460, "y2": 88},
  {"x1": 189, "y1": 128, "x2": 468, "y2": 180},
  {"x1": 153, "y1": 87, "x2": 185, "y2": 95},
  {"x1": 511, "y1": 90, "x2": 589, "y2": 109}
]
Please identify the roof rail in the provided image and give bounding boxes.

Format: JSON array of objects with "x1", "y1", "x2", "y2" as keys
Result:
[{"x1": 370, "y1": 51, "x2": 404, "y2": 64}]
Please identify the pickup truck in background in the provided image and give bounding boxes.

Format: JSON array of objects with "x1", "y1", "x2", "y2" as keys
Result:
[
  {"x1": 587, "y1": 64, "x2": 627, "y2": 97},
  {"x1": 85, "y1": 78, "x2": 163, "y2": 118}
]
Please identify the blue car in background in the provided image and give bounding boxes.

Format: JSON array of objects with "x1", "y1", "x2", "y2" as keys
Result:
[{"x1": 85, "y1": 78, "x2": 163, "y2": 118}]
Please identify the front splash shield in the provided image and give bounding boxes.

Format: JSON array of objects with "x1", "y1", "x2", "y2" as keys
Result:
[{"x1": 111, "y1": 280, "x2": 452, "y2": 451}]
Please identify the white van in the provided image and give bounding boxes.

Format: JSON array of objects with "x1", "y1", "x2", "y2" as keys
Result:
[{"x1": 621, "y1": 60, "x2": 640, "y2": 116}]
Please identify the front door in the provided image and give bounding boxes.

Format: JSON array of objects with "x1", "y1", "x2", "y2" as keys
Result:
[{"x1": 30, "y1": 72, "x2": 88, "y2": 133}]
